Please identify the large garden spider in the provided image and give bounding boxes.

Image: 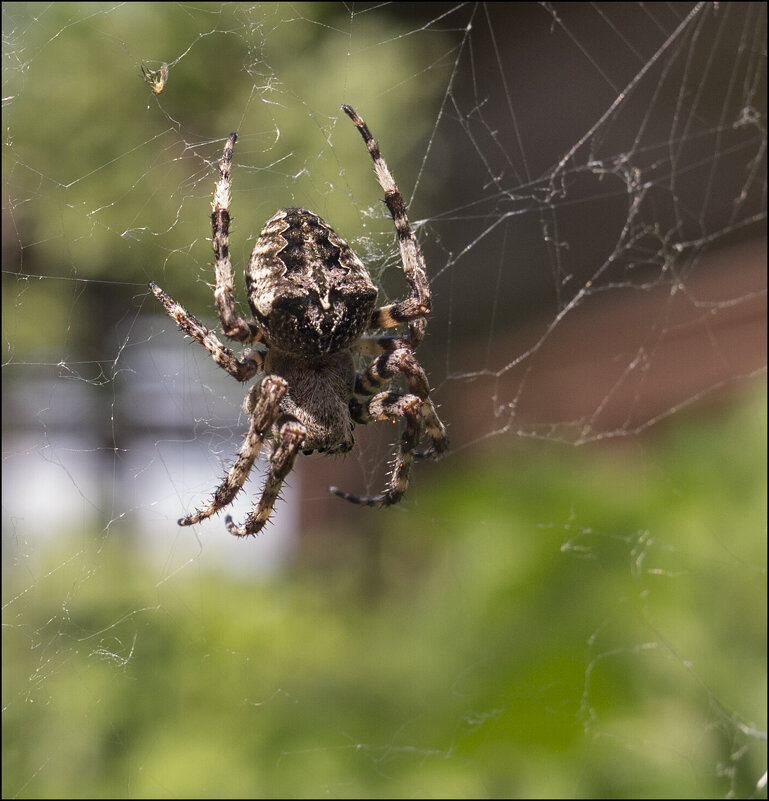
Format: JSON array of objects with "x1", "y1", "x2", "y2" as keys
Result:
[{"x1": 149, "y1": 106, "x2": 447, "y2": 536}]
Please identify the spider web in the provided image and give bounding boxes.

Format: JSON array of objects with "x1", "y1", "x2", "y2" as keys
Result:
[{"x1": 2, "y1": 2, "x2": 766, "y2": 798}]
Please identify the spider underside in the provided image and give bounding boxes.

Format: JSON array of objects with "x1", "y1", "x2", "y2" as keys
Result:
[{"x1": 149, "y1": 105, "x2": 448, "y2": 536}]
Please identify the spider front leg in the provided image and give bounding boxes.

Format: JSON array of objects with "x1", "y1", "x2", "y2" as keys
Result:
[
  {"x1": 331, "y1": 391, "x2": 424, "y2": 507},
  {"x1": 178, "y1": 376, "x2": 287, "y2": 529},
  {"x1": 226, "y1": 415, "x2": 307, "y2": 536},
  {"x1": 354, "y1": 344, "x2": 448, "y2": 458}
]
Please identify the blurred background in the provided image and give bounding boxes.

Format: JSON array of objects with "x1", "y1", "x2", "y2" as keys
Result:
[{"x1": 2, "y1": 2, "x2": 766, "y2": 797}]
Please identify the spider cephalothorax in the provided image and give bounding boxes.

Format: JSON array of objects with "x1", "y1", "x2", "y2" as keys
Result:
[{"x1": 149, "y1": 105, "x2": 447, "y2": 536}]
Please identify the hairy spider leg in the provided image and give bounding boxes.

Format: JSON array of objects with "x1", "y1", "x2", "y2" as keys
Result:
[
  {"x1": 178, "y1": 376, "x2": 288, "y2": 529},
  {"x1": 329, "y1": 106, "x2": 448, "y2": 506},
  {"x1": 355, "y1": 344, "x2": 448, "y2": 456},
  {"x1": 211, "y1": 133, "x2": 262, "y2": 343},
  {"x1": 330, "y1": 343, "x2": 448, "y2": 506},
  {"x1": 342, "y1": 104, "x2": 430, "y2": 349},
  {"x1": 331, "y1": 392, "x2": 422, "y2": 507},
  {"x1": 226, "y1": 415, "x2": 307, "y2": 536},
  {"x1": 148, "y1": 282, "x2": 262, "y2": 382}
]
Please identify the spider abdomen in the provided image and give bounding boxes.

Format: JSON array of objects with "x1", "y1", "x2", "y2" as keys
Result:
[{"x1": 246, "y1": 208, "x2": 377, "y2": 356}]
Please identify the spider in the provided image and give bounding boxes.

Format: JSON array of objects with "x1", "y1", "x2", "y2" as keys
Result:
[{"x1": 149, "y1": 105, "x2": 448, "y2": 536}]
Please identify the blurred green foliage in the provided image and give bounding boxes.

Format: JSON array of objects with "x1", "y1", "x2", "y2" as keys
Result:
[{"x1": 3, "y1": 389, "x2": 765, "y2": 798}]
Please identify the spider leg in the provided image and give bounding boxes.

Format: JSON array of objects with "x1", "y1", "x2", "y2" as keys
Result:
[
  {"x1": 226, "y1": 416, "x2": 306, "y2": 536},
  {"x1": 369, "y1": 299, "x2": 429, "y2": 331},
  {"x1": 148, "y1": 282, "x2": 262, "y2": 382},
  {"x1": 332, "y1": 345, "x2": 448, "y2": 506},
  {"x1": 354, "y1": 346, "x2": 449, "y2": 459},
  {"x1": 343, "y1": 105, "x2": 430, "y2": 349},
  {"x1": 178, "y1": 376, "x2": 287, "y2": 528},
  {"x1": 343, "y1": 105, "x2": 447, "y2": 491},
  {"x1": 210, "y1": 133, "x2": 262, "y2": 343},
  {"x1": 351, "y1": 335, "x2": 409, "y2": 356},
  {"x1": 331, "y1": 392, "x2": 421, "y2": 507}
]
